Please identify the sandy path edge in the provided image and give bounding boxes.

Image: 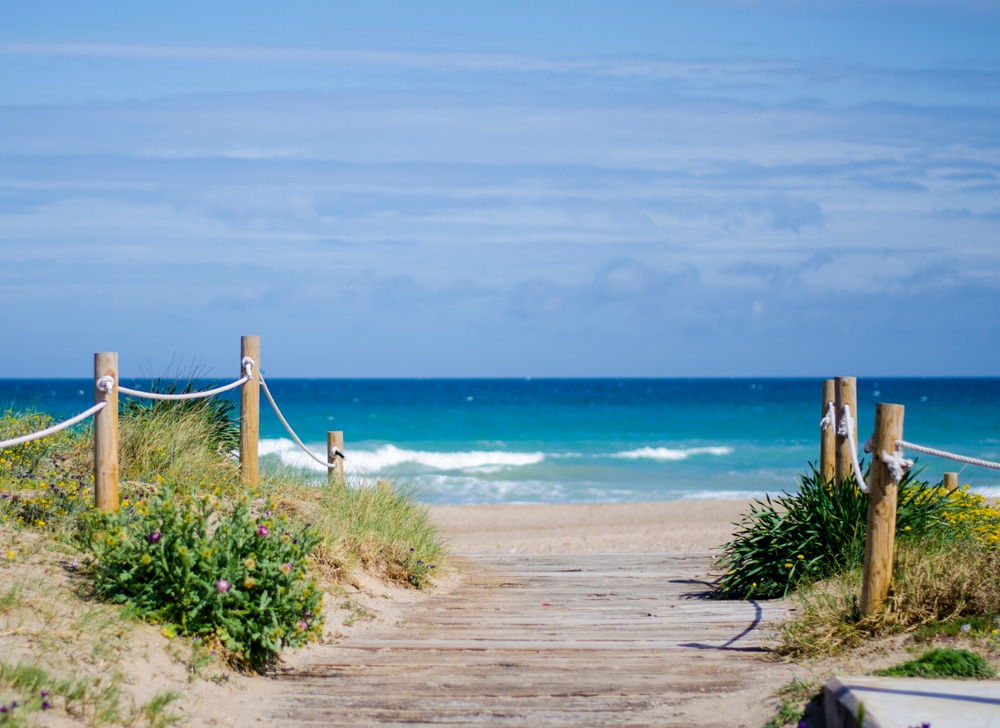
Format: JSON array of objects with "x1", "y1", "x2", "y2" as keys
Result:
[{"x1": 428, "y1": 498, "x2": 751, "y2": 555}]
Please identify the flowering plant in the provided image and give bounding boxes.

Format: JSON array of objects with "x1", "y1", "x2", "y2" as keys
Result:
[{"x1": 79, "y1": 486, "x2": 323, "y2": 668}]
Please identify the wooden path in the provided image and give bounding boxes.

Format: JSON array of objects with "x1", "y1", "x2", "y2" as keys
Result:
[{"x1": 269, "y1": 554, "x2": 791, "y2": 727}]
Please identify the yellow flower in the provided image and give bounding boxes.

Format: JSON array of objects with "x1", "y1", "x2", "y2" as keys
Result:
[
  {"x1": 784, "y1": 562, "x2": 793, "y2": 569},
  {"x1": 141, "y1": 554, "x2": 152, "y2": 566},
  {"x1": 5, "y1": 550, "x2": 14, "y2": 560},
  {"x1": 243, "y1": 577, "x2": 256, "y2": 589},
  {"x1": 796, "y1": 554, "x2": 804, "y2": 559},
  {"x1": 244, "y1": 558, "x2": 256, "y2": 570}
]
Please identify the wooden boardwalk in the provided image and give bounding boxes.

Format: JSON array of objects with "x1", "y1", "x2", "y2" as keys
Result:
[{"x1": 269, "y1": 554, "x2": 790, "y2": 727}]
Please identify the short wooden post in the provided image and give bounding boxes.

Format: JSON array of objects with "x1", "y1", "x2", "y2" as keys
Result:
[
  {"x1": 943, "y1": 472, "x2": 959, "y2": 493},
  {"x1": 861, "y1": 403, "x2": 905, "y2": 616},
  {"x1": 327, "y1": 431, "x2": 344, "y2": 485},
  {"x1": 820, "y1": 379, "x2": 836, "y2": 484},
  {"x1": 94, "y1": 352, "x2": 119, "y2": 512},
  {"x1": 835, "y1": 376, "x2": 858, "y2": 485},
  {"x1": 240, "y1": 335, "x2": 260, "y2": 490}
]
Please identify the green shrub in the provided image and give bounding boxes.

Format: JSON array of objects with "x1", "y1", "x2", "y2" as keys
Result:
[
  {"x1": 0, "y1": 409, "x2": 92, "y2": 532},
  {"x1": 875, "y1": 648, "x2": 996, "y2": 679},
  {"x1": 714, "y1": 465, "x2": 978, "y2": 600},
  {"x1": 79, "y1": 486, "x2": 323, "y2": 669}
]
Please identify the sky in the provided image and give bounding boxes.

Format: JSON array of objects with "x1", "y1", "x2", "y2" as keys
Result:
[{"x1": 1, "y1": 1, "x2": 999, "y2": 378}]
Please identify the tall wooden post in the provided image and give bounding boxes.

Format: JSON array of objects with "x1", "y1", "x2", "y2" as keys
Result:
[
  {"x1": 327, "y1": 431, "x2": 345, "y2": 485},
  {"x1": 820, "y1": 379, "x2": 836, "y2": 484},
  {"x1": 835, "y1": 376, "x2": 858, "y2": 485},
  {"x1": 240, "y1": 335, "x2": 260, "y2": 490},
  {"x1": 94, "y1": 352, "x2": 119, "y2": 512},
  {"x1": 861, "y1": 403, "x2": 905, "y2": 616},
  {"x1": 943, "y1": 472, "x2": 959, "y2": 493}
]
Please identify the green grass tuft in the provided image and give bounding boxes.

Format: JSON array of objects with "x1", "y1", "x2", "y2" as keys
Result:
[{"x1": 875, "y1": 648, "x2": 995, "y2": 679}]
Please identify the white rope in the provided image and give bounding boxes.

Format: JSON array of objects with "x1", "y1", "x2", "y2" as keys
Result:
[
  {"x1": 118, "y1": 376, "x2": 249, "y2": 401},
  {"x1": 841, "y1": 405, "x2": 869, "y2": 493},
  {"x1": 894, "y1": 440, "x2": 1000, "y2": 472},
  {"x1": 820, "y1": 401, "x2": 835, "y2": 431},
  {"x1": 0, "y1": 401, "x2": 107, "y2": 451},
  {"x1": 258, "y1": 373, "x2": 344, "y2": 469},
  {"x1": 881, "y1": 449, "x2": 914, "y2": 483}
]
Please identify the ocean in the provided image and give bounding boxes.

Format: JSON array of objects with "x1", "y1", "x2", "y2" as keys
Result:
[{"x1": 3, "y1": 378, "x2": 1000, "y2": 504}]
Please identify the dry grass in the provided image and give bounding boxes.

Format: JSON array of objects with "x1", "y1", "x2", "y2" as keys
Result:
[{"x1": 778, "y1": 539, "x2": 1000, "y2": 657}]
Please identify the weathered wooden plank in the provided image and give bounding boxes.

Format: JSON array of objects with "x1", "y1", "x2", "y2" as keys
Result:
[{"x1": 269, "y1": 553, "x2": 789, "y2": 727}]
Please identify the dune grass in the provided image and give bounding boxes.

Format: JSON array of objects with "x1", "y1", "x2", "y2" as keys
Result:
[
  {"x1": 1, "y1": 398, "x2": 448, "y2": 676},
  {"x1": 778, "y1": 537, "x2": 1000, "y2": 657},
  {"x1": 260, "y1": 463, "x2": 446, "y2": 588}
]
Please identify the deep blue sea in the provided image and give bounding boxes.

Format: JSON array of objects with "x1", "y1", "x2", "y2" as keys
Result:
[{"x1": 3, "y1": 378, "x2": 1000, "y2": 504}]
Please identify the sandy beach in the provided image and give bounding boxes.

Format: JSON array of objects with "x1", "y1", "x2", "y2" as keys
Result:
[{"x1": 429, "y1": 498, "x2": 752, "y2": 555}]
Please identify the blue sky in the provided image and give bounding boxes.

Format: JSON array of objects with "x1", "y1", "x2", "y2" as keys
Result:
[{"x1": 2, "y1": 1, "x2": 999, "y2": 377}]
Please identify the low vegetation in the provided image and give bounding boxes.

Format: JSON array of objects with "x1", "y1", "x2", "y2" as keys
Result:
[
  {"x1": 0, "y1": 393, "x2": 447, "y2": 723},
  {"x1": 718, "y1": 460, "x2": 1000, "y2": 726},
  {"x1": 874, "y1": 648, "x2": 995, "y2": 679}
]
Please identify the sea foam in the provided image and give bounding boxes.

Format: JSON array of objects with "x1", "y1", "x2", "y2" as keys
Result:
[
  {"x1": 259, "y1": 439, "x2": 544, "y2": 473},
  {"x1": 611, "y1": 446, "x2": 734, "y2": 461}
]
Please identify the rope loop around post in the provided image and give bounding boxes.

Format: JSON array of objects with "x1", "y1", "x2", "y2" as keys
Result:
[
  {"x1": 881, "y1": 449, "x2": 914, "y2": 484},
  {"x1": 242, "y1": 356, "x2": 255, "y2": 380},
  {"x1": 820, "y1": 401, "x2": 835, "y2": 431}
]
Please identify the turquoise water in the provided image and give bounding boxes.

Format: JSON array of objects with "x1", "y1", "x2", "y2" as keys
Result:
[{"x1": 3, "y1": 378, "x2": 1000, "y2": 504}]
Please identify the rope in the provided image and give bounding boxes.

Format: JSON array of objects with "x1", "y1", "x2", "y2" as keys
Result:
[
  {"x1": 258, "y1": 373, "x2": 344, "y2": 469},
  {"x1": 894, "y1": 440, "x2": 1000, "y2": 472},
  {"x1": 0, "y1": 401, "x2": 107, "y2": 451},
  {"x1": 819, "y1": 401, "x2": 835, "y2": 430},
  {"x1": 840, "y1": 405, "x2": 869, "y2": 493},
  {"x1": 881, "y1": 449, "x2": 914, "y2": 483},
  {"x1": 118, "y1": 377, "x2": 250, "y2": 401},
  {"x1": 113, "y1": 358, "x2": 255, "y2": 401}
]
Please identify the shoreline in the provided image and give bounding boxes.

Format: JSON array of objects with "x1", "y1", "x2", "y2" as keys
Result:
[{"x1": 428, "y1": 498, "x2": 751, "y2": 555}]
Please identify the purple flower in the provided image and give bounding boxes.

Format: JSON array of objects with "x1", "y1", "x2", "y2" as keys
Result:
[
  {"x1": 215, "y1": 579, "x2": 231, "y2": 593},
  {"x1": 297, "y1": 621, "x2": 309, "y2": 631},
  {"x1": 9, "y1": 701, "x2": 16, "y2": 708},
  {"x1": 40, "y1": 691, "x2": 48, "y2": 698},
  {"x1": 304, "y1": 611, "x2": 313, "y2": 619},
  {"x1": 257, "y1": 525, "x2": 270, "y2": 537},
  {"x1": 148, "y1": 531, "x2": 162, "y2": 544},
  {"x1": 42, "y1": 700, "x2": 51, "y2": 710},
  {"x1": 0, "y1": 706, "x2": 6, "y2": 714}
]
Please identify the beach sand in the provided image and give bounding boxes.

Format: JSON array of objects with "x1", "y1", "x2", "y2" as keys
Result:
[{"x1": 428, "y1": 498, "x2": 751, "y2": 555}]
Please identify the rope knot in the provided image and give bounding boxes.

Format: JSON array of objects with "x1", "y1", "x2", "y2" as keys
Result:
[
  {"x1": 880, "y1": 449, "x2": 914, "y2": 484},
  {"x1": 242, "y1": 357, "x2": 255, "y2": 379},
  {"x1": 96, "y1": 375, "x2": 115, "y2": 393}
]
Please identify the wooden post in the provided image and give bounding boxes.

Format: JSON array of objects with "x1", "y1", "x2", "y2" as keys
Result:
[
  {"x1": 943, "y1": 472, "x2": 959, "y2": 493},
  {"x1": 835, "y1": 376, "x2": 858, "y2": 485},
  {"x1": 240, "y1": 335, "x2": 260, "y2": 490},
  {"x1": 861, "y1": 403, "x2": 905, "y2": 616},
  {"x1": 820, "y1": 379, "x2": 836, "y2": 484},
  {"x1": 94, "y1": 352, "x2": 119, "y2": 512},
  {"x1": 327, "y1": 431, "x2": 344, "y2": 485}
]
